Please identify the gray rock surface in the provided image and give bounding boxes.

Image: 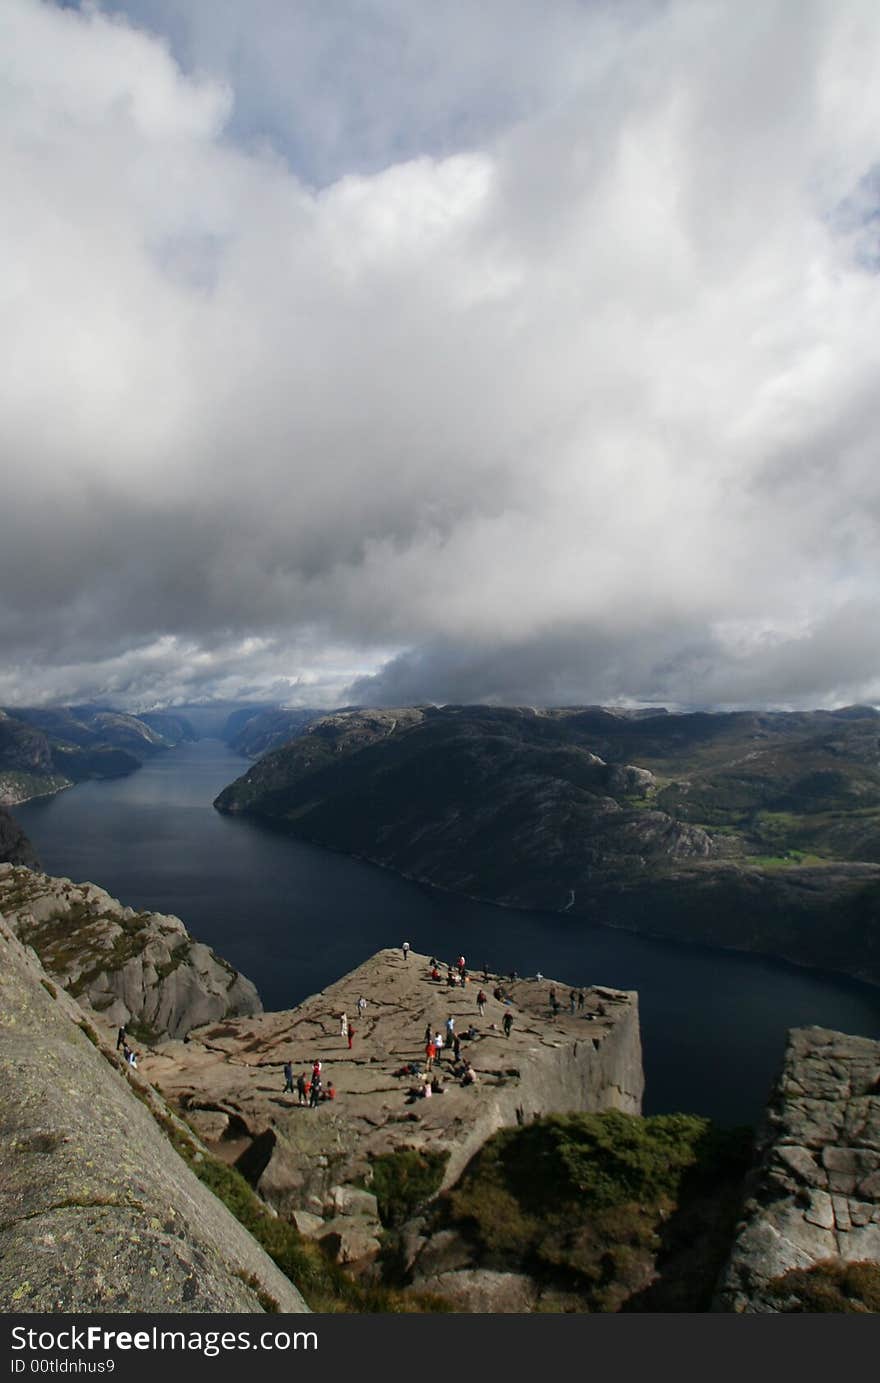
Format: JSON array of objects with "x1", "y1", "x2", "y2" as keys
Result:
[
  {"x1": 716, "y1": 1026, "x2": 880, "y2": 1312},
  {"x1": 0, "y1": 914, "x2": 309, "y2": 1313},
  {"x1": 0, "y1": 865, "x2": 261, "y2": 1038},
  {"x1": 141, "y1": 949, "x2": 644, "y2": 1260}
]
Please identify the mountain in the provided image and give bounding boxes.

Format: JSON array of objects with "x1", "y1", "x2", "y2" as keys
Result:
[
  {"x1": 225, "y1": 706, "x2": 330, "y2": 758},
  {"x1": 214, "y1": 704, "x2": 880, "y2": 985},
  {"x1": 0, "y1": 704, "x2": 192, "y2": 805}
]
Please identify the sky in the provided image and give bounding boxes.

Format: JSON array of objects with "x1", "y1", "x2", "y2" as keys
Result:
[{"x1": 2, "y1": 0, "x2": 880, "y2": 712}]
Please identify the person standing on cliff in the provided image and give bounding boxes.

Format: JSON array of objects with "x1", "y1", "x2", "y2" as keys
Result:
[
  {"x1": 347, "y1": 1024, "x2": 356, "y2": 1050},
  {"x1": 283, "y1": 1060, "x2": 294, "y2": 1093},
  {"x1": 339, "y1": 1012, "x2": 348, "y2": 1038},
  {"x1": 296, "y1": 1071, "x2": 307, "y2": 1105},
  {"x1": 402, "y1": 940, "x2": 411, "y2": 961},
  {"x1": 116, "y1": 1025, "x2": 126, "y2": 1051},
  {"x1": 357, "y1": 996, "x2": 367, "y2": 1019}
]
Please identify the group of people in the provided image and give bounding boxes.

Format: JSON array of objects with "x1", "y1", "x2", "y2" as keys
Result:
[
  {"x1": 283, "y1": 1059, "x2": 335, "y2": 1107},
  {"x1": 548, "y1": 986, "x2": 586, "y2": 1016}
]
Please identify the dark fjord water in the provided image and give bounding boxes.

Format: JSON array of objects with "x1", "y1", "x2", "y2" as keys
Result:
[{"x1": 17, "y1": 739, "x2": 880, "y2": 1127}]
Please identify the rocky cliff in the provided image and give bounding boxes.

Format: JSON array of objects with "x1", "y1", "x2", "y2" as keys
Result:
[
  {"x1": 139, "y1": 949, "x2": 644, "y2": 1270},
  {"x1": 716, "y1": 1026, "x2": 880, "y2": 1312},
  {"x1": 0, "y1": 865, "x2": 261, "y2": 1039},
  {"x1": 0, "y1": 808, "x2": 37, "y2": 867},
  {"x1": 0, "y1": 914, "x2": 309, "y2": 1313}
]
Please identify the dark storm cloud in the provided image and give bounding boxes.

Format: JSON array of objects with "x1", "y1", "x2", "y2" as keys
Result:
[{"x1": 3, "y1": 0, "x2": 880, "y2": 711}]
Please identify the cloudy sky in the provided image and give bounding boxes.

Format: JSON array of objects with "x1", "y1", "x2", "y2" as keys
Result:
[{"x1": 3, "y1": 0, "x2": 880, "y2": 712}]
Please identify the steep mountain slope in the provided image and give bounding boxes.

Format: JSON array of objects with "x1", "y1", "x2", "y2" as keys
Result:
[{"x1": 215, "y1": 704, "x2": 880, "y2": 984}]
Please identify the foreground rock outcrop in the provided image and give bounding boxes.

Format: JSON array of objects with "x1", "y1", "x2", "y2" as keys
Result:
[
  {"x1": 717, "y1": 1027, "x2": 880, "y2": 1312},
  {"x1": 0, "y1": 914, "x2": 309, "y2": 1313},
  {"x1": 0, "y1": 807, "x2": 37, "y2": 867},
  {"x1": 0, "y1": 865, "x2": 261, "y2": 1039},
  {"x1": 140, "y1": 949, "x2": 644, "y2": 1266}
]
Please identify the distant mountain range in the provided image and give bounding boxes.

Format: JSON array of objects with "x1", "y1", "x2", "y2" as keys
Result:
[
  {"x1": 0, "y1": 704, "x2": 197, "y2": 806},
  {"x1": 214, "y1": 703, "x2": 880, "y2": 986}
]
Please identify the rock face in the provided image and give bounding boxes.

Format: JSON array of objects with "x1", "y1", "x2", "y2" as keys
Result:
[
  {"x1": 0, "y1": 865, "x2": 261, "y2": 1039},
  {"x1": 0, "y1": 808, "x2": 38, "y2": 867},
  {"x1": 716, "y1": 1027, "x2": 880, "y2": 1312},
  {"x1": 140, "y1": 949, "x2": 644, "y2": 1262},
  {"x1": 0, "y1": 914, "x2": 309, "y2": 1314}
]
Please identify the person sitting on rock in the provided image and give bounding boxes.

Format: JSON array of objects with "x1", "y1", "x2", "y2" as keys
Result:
[
  {"x1": 461, "y1": 1061, "x2": 477, "y2": 1085},
  {"x1": 324, "y1": 1081, "x2": 336, "y2": 1101},
  {"x1": 431, "y1": 965, "x2": 441, "y2": 981}
]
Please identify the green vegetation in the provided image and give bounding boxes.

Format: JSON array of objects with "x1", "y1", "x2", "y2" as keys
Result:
[
  {"x1": 369, "y1": 1148, "x2": 449, "y2": 1227},
  {"x1": 768, "y1": 1259, "x2": 880, "y2": 1312},
  {"x1": 437, "y1": 1111, "x2": 752, "y2": 1311}
]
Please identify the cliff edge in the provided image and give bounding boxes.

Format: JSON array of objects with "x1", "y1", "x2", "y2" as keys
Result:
[{"x1": 716, "y1": 1026, "x2": 880, "y2": 1312}]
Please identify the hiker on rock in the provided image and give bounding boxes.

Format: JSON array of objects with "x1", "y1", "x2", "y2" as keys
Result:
[
  {"x1": 402, "y1": 940, "x2": 411, "y2": 960},
  {"x1": 357, "y1": 996, "x2": 367, "y2": 1018},
  {"x1": 477, "y1": 989, "x2": 487, "y2": 1016},
  {"x1": 340, "y1": 1012, "x2": 348, "y2": 1038},
  {"x1": 569, "y1": 990, "x2": 577, "y2": 1014},
  {"x1": 296, "y1": 1071, "x2": 308, "y2": 1105},
  {"x1": 116, "y1": 1025, "x2": 126, "y2": 1051},
  {"x1": 347, "y1": 1024, "x2": 356, "y2": 1050},
  {"x1": 502, "y1": 1012, "x2": 513, "y2": 1038},
  {"x1": 425, "y1": 1037, "x2": 437, "y2": 1070},
  {"x1": 283, "y1": 1060, "x2": 294, "y2": 1093},
  {"x1": 310, "y1": 1077, "x2": 322, "y2": 1108},
  {"x1": 578, "y1": 990, "x2": 585, "y2": 1010}
]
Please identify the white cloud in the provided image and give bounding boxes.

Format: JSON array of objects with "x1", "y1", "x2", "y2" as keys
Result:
[{"x1": 2, "y1": 0, "x2": 880, "y2": 710}]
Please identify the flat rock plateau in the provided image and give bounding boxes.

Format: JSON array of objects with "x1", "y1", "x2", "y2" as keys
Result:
[{"x1": 140, "y1": 949, "x2": 644, "y2": 1265}]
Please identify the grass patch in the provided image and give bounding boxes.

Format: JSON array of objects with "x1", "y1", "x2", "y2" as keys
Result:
[
  {"x1": 440, "y1": 1111, "x2": 752, "y2": 1311},
  {"x1": 768, "y1": 1259, "x2": 880, "y2": 1312},
  {"x1": 369, "y1": 1148, "x2": 450, "y2": 1228}
]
